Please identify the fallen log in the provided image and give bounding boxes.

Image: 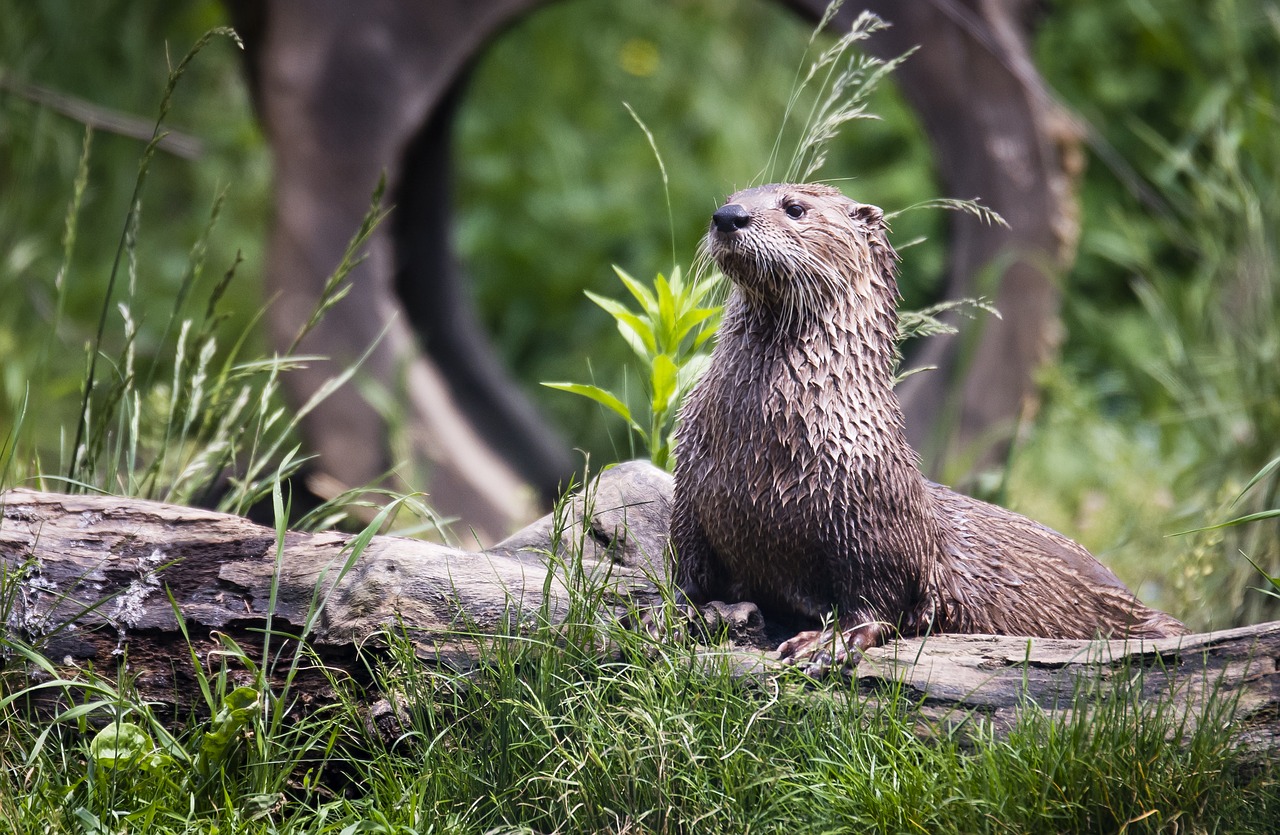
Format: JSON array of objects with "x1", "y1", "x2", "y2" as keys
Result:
[
  {"x1": 0, "y1": 462, "x2": 670, "y2": 716},
  {"x1": 1, "y1": 462, "x2": 1277, "y2": 755}
]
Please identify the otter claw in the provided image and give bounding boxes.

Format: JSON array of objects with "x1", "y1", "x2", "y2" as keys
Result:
[
  {"x1": 779, "y1": 632, "x2": 857, "y2": 677},
  {"x1": 778, "y1": 620, "x2": 886, "y2": 677},
  {"x1": 801, "y1": 649, "x2": 834, "y2": 678}
]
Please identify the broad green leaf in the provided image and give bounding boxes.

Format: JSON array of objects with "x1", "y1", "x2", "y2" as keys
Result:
[
  {"x1": 584, "y1": 290, "x2": 645, "y2": 330},
  {"x1": 196, "y1": 685, "x2": 261, "y2": 775},
  {"x1": 243, "y1": 792, "x2": 283, "y2": 821},
  {"x1": 74, "y1": 809, "x2": 107, "y2": 835},
  {"x1": 612, "y1": 266, "x2": 658, "y2": 315},
  {"x1": 585, "y1": 291, "x2": 656, "y2": 357},
  {"x1": 692, "y1": 310, "x2": 723, "y2": 349},
  {"x1": 616, "y1": 318, "x2": 653, "y2": 362},
  {"x1": 667, "y1": 264, "x2": 685, "y2": 296},
  {"x1": 90, "y1": 721, "x2": 151, "y2": 769},
  {"x1": 651, "y1": 353, "x2": 678, "y2": 414},
  {"x1": 655, "y1": 274, "x2": 677, "y2": 352},
  {"x1": 674, "y1": 306, "x2": 719, "y2": 345},
  {"x1": 543, "y1": 383, "x2": 641, "y2": 431},
  {"x1": 676, "y1": 354, "x2": 712, "y2": 398}
]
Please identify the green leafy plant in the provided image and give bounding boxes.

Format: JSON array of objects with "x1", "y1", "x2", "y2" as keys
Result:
[
  {"x1": 88, "y1": 720, "x2": 173, "y2": 773},
  {"x1": 544, "y1": 266, "x2": 720, "y2": 471}
]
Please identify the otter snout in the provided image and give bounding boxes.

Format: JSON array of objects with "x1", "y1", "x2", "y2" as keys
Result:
[{"x1": 711, "y1": 203, "x2": 751, "y2": 234}]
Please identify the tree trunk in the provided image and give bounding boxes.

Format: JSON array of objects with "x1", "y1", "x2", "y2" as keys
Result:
[
  {"x1": 820, "y1": 0, "x2": 1085, "y2": 472},
  {"x1": 225, "y1": 0, "x2": 1085, "y2": 537},
  {"x1": 2, "y1": 465, "x2": 1276, "y2": 756}
]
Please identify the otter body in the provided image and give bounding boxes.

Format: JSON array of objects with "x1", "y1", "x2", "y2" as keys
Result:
[{"x1": 671, "y1": 183, "x2": 1184, "y2": 669}]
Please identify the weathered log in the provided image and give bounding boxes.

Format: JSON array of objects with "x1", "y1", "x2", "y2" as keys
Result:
[
  {"x1": 841, "y1": 626, "x2": 1278, "y2": 757},
  {"x1": 2, "y1": 464, "x2": 1277, "y2": 755}
]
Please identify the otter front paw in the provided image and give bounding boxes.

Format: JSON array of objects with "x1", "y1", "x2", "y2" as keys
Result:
[{"x1": 777, "y1": 619, "x2": 887, "y2": 677}]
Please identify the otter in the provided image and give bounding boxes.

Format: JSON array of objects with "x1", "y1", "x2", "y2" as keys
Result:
[{"x1": 670, "y1": 183, "x2": 1186, "y2": 673}]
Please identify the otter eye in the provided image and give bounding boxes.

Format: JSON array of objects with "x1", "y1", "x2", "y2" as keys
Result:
[{"x1": 784, "y1": 203, "x2": 806, "y2": 219}]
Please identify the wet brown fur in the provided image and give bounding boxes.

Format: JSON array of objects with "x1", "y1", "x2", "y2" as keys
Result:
[{"x1": 671, "y1": 183, "x2": 1186, "y2": 661}]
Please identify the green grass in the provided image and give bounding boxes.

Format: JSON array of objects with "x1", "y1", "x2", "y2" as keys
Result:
[
  {"x1": 0, "y1": 25, "x2": 400, "y2": 529},
  {"x1": 2, "y1": 465, "x2": 1276, "y2": 832},
  {"x1": 0, "y1": 0, "x2": 269, "y2": 451}
]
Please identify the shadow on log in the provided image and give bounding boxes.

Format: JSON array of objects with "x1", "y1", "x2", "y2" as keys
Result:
[{"x1": 1, "y1": 464, "x2": 1277, "y2": 756}]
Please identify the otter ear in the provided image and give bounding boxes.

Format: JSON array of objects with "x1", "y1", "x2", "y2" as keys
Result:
[{"x1": 851, "y1": 203, "x2": 884, "y2": 228}]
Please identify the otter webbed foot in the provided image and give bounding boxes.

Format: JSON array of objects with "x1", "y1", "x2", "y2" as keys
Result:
[{"x1": 777, "y1": 618, "x2": 888, "y2": 677}]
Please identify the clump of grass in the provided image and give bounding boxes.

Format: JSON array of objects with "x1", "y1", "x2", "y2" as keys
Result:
[
  {"x1": 776, "y1": 5, "x2": 914, "y2": 183},
  {"x1": 0, "y1": 29, "x2": 400, "y2": 530},
  {"x1": 253, "y1": 571, "x2": 1280, "y2": 834},
  {"x1": 0, "y1": 478, "x2": 419, "y2": 831},
  {"x1": 52, "y1": 171, "x2": 388, "y2": 516},
  {"x1": 65, "y1": 27, "x2": 242, "y2": 483},
  {"x1": 5, "y1": 614, "x2": 1275, "y2": 831}
]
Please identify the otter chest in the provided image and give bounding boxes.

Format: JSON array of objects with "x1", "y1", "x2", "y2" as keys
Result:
[{"x1": 682, "y1": 339, "x2": 877, "y2": 591}]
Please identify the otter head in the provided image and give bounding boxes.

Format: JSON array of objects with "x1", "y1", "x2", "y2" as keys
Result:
[{"x1": 706, "y1": 183, "x2": 898, "y2": 321}]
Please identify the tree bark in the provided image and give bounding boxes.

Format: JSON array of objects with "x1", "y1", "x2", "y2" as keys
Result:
[
  {"x1": 2, "y1": 466, "x2": 1276, "y2": 756},
  {"x1": 231, "y1": 0, "x2": 567, "y2": 543}
]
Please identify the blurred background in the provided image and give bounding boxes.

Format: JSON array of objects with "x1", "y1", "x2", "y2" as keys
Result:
[{"x1": 1, "y1": 0, "x2": 1277, "y2": 629}]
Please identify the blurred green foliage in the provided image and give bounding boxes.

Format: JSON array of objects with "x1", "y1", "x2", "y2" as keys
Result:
[
  {"x1": 1038, "y1": 0, "x2": 1280, "y2": 312},
  {"x1": 1022, "y1": 0, "x2": 1280, "y2": 627},
  {"x1": 1, "y1": 0, "x2": 1277, "y2": 626}
]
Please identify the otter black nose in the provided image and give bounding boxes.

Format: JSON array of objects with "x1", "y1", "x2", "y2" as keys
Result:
[{"x1": 711, "y1": 203, "x2": 751, "y2": 234}]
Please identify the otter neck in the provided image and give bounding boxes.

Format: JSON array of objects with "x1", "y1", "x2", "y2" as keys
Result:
[
  {"x1": 730, "y1": 281, "x2": 902, "y2": 398},
  {"x1": 724, "y1": 277, "x2": 941, "y2": 617}
]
